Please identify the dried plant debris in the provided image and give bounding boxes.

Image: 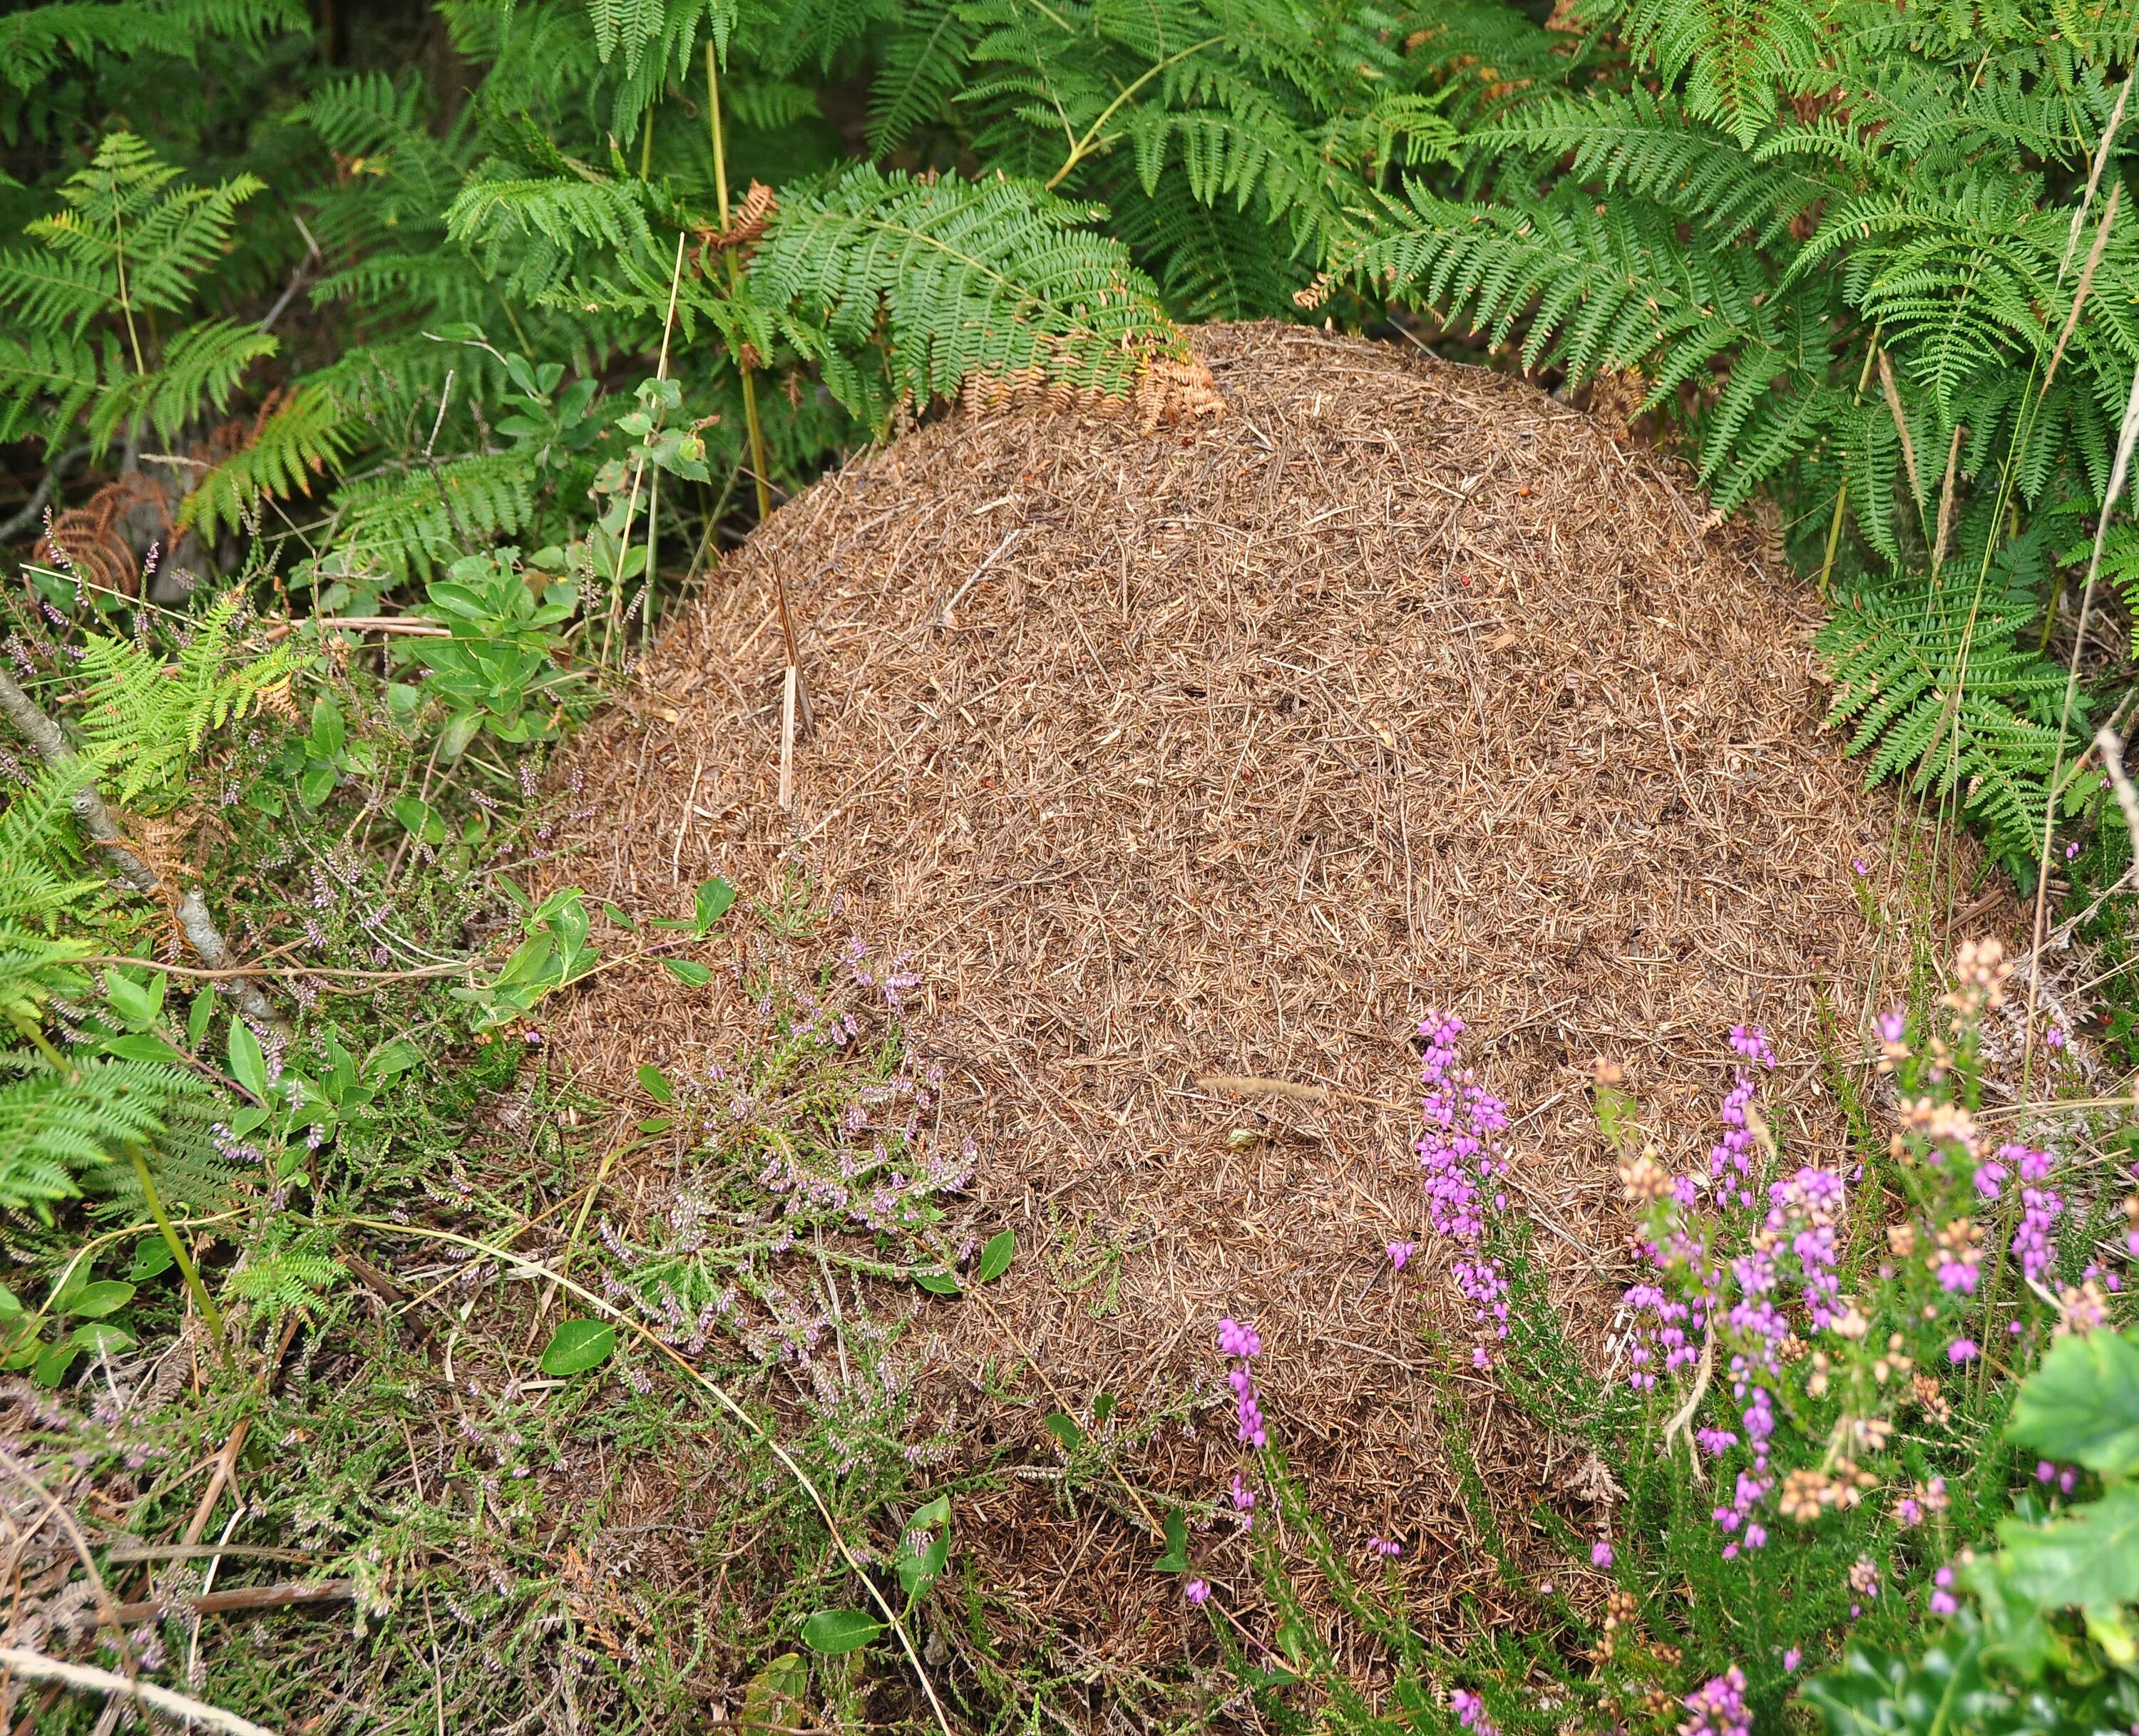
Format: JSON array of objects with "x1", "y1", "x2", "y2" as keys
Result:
[{"x1": 539, "y1": 322, "x2": 2006, "y2": 1664}]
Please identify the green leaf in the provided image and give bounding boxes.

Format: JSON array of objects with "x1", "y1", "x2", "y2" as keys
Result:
[
  {"x1": 662, "y1": 959, "x2": 713, "y2": 987},
  {"x1": 392, "y1": 794, "x2": 448, "y2": 845},
  {"x1": 1092, "y1": 1393, "x2": 1117, "y2": 1425},
  {"x1": 185, "y1": 984, "x2": 216, "y2": 1052},
  {"x1": 71, "y1": 1322, "x2": 133, "y2": 1353},
  {"x1": 801, "y1": 1608, "x2": 883, "y2": 1655},
  {"x1": 369, "y1": 1040, "x2": 421, "y2": 1077},
  {"x1": 103, "y1": 969, "x2": 163, "y2": 1029},
  {"x1": 65, "y1": 1280, "x2": 135, "y2": 1319},
  {"x1": 739, "y1": 1654, "x2": 807, "y2": 1736},
  {"x1": 914, "y1": 1268, "x2": 962, "y2": 1295},
  {"x1": 602, "y1": 901, "x2": 637, "y2": 931},
  {"x1": 693, "y1": 875, "x2": 736, "y2": 934},
  {"x1": 1968, "y1": 1481, "x2": 2139, "y2": 1674},
  {"x1": 975, "y1": 1230, "x2": 1016, "y2": 1283},
  {"x1": 1043, "y1": 1412, "x2": 1084, "y2": 1451},
  {"x1": 637, "y1": 1063, "x2": 674, "y2": 1104},
  {"x1": 128, "y1": 1241, "x2": 175, "y2": 1282},
  {"x1": 101, "y1": 1032, "x2": 184, "y2": 1064},
  {"x1": 33, "y1": 1344, "x2": 78, "y2": 1387},
  {"x1": 2010, "y1": 1328, "x2": 2139, "y2": 1477},
  {"x1": 0, "y1": 1285, "x2": 17, "y2": 1320},
  {"x1": 1155, "y1": 1508, "x2": 1189, "y2": 1573},
  {"x1": 538, "y1": 1319, "x2": 617, "y2": 1377},
  {"x1": 227, "y1": 1019, "x2": 270, "y2": 1102},
  {"x1": 308, "y1": 694, "x2": 344, "y2": 759}
]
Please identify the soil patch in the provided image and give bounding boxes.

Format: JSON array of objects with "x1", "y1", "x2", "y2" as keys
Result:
[{"x1": 536, "y1": 322, "x2": 1939, "y2": 1660}]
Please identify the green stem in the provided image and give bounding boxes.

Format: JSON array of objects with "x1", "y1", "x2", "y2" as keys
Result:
[
  {"x1": 127, "y1": 1144, "x2": 230, "y2": 1367},
  {"x1": 1045, "y1": 36, "x2": 1224, "y2": 192}
]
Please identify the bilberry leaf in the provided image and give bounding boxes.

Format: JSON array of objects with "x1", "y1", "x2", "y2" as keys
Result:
[
  {"x1": 976, "y1": 1230, "x2": 1015, "y2": 1283},
  {"x1": 1155, "y1": 1507, "x2": 1189, "y2": 1572},
  {"x1": 801, "y1": 1608, "x2": 883, "y2": 1655},
  {"x1": 539, "y1": 1319, "x2": 616, "y2": 1377}
]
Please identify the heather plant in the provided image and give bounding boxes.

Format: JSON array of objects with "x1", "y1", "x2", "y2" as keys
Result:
[{"x1": 1181, "y1": 945, "x2": 2138, "y2": 1735}]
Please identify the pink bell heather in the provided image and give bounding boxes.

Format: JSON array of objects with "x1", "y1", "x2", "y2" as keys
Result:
[
  {"x1": 1679, "y1": 1666, "x2": 1751, "y2": 1736},
  {"x1": 1184, "y1": 1578, "x2": 1211, "y2": 1606},
  {"x1": 1450, "y1": 1689, "x2": 1497, "y2": 1736}
]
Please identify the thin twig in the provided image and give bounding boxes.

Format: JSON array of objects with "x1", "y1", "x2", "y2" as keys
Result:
[{"x1": 0, "y1": 1647, "x2": 273, "y2": 1736}]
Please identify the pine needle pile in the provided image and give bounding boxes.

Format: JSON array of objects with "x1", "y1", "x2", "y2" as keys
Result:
[{"x1": 535, "y1": 322, "x2": 1987, "y2": 1658}]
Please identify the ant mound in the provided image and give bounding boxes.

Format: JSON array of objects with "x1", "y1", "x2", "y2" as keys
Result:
[{"x1": 540, "y1": 322, "x2": 1930, "y2": 1655}]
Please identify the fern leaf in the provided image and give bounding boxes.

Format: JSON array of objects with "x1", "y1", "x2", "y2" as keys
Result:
[{"x1": 746, "y1": 165, "x2": 1183, "y2": 423}]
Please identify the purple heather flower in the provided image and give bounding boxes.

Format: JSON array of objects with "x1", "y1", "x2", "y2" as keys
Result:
[
  {"x1": 1388, "y1": 1241, "x2": 1416, "y2": 1270},
  {"x1": 1782, "y1": 1649, "x2": 1801, "y2": 1673},
  {"x1": 1948, "y1": 1339, "x2": 1979, "y2": 1363},
  {"x1": 1681, "y1": 1667, "x2": 1752, "y2": 1736},
  {"x1": 1217, "y1": 1318, "x2": 1262, "y2": 1360},
  {"x1": 1591, "y1": 1541, "x2": 1614, "y2": 1567},
  {"x1": 1368, "y1": 1536, "x2": 1402, "y2": 1559},
  {"x1": 1184, "y1": 1578, "x2": 1210, "y2": 1606},
  {"x1": 1450, "y1": 1689, "x2": 1497, "y2": 1736}
]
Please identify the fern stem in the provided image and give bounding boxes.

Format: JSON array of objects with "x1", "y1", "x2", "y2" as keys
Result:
[
  {"x1": 1045, "y1": 36, "x2": 1225, "y2": 192},
  {"x1": 707, "y1": 40, "x2": 810, "y2": 734},
  {"x1": 111, "y1": 195, "x2": 145, "y2": 378},
  {"x1": 127, "y1": 1143, "x2": 231, "y2": 1367},
  {"x1": 1816, "y1": 482, "x2": 1847, "y2": 599}
]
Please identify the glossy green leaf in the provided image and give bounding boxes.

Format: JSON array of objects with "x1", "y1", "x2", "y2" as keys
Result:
[
  {"x1": 913, "y1": 1268, "x2": 962, "y2": 1295},
  {"x1": 128, "y1": 1240, "x2": 175, "y2": 1282},
  {"x1": 1969, "y1": 1481, "x2": 2139, "y2": 1674},
  {"x1": 185, "y1": 985, "x2": 217, "y2": 1052},
  {"x1": 975, "y1": 1230, "x2": 1016, "y2": 1283},
  {"x1": 637, "y1": 1063, "x2": 674, "y2": 1104},
  {"x1": 369, "y1": 1040, "x2": 422, "y2": 1077},
  {"x1": 33, "y1": 1344, "x2": 78, "y2": 1388},
  {"x1": 693, "y1": 875, "x2": 737, "y2": 934},
  {"x1": 1043, "y1": 1412, "x2": 1084, "y2": 1451},
  {"x1": 65, "y1": 1280, "x2": 134, "y2": 1320},
  {"x1": 227, "y1": 1018, "x2": 270, "y2": 1103},
  {"x1": 538, "y1": 1319, "x2": 616, "y2": 1377},
  {"x1": 71, "y1": 1322, "x2": 134, "y2": 1353},
  {"x1": 662, "y1": 958, "x2": 713, "y2": 987},
  {"x1": 801, "y1": 1608, "x2": 883, "y2": 1655}
]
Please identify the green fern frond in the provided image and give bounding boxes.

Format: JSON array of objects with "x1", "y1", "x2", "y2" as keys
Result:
[
  {"x1": 747, "y1": 165, "x2": 1182, "y2": 426},
  {"x1": 0, "y1": 1048, "x2": 213, "y2": 1213},
  {"x1": 72, "y1": 590, "x2": 298, "y2": 810},
  {"x1": 1817, "y1": 581, "x2": 2071, "y2": 862},
  {"x1": 88, "y1": 317, "x2": 278, "y2": 452},
  {"x1": 321, "y1": 452, "x2": 541, "y2": 586},
  {"x1": 180, "y1": 387, "x2": 361, "y2": 540},
  {"x1": 0, "y1": 765, "x2": 105, "y2": 938}
]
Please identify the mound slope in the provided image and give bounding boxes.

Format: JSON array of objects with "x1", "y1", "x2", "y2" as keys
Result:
[{"x1": 539, "y1": 322, "x2": 1926, "y2": 1644}]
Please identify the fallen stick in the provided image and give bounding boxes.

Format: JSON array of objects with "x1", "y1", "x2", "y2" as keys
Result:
[
  {"x1": 60, "y1": 1579, "x2": 354, "y2": 1632},
  {"x1": 1194, "y1": 1074, "x2": 1415, "y2": 1114},
  {"x1": 0, "y1": 1646, "x2": 275, "y2": 1736}
]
